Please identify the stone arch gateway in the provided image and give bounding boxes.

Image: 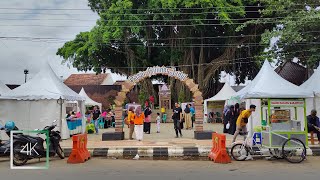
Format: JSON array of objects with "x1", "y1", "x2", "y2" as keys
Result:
[{"x1": 103, "y1": 66, "x2": 210, "y2": 140}]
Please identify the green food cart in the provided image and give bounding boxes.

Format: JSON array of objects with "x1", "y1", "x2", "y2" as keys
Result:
[{"x1": 260, "y1": 98, "x2": 308, "y2": 148}]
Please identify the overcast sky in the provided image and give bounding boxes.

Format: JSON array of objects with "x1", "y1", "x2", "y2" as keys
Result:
[
  {"x1": 0, "y1": 0, "x2": 127, "y2": 84},
  {"x1": 0, "y1": 0, "x2": 279, "y2": 86}
]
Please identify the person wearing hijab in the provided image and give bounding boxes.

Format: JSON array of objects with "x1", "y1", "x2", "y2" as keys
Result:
[
  {"x1": 223, "y1": 106, "x2": 230, "y2": 133},
  {"x1": 225, "y1": 105, "x2": 235, "y2": 134},
  {"x1": 230, "y1": 103, "x2": 240, "y2": 135}
]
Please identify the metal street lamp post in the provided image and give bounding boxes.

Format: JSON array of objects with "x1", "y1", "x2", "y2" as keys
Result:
[{"x1": 24, "y1": 69, "x2": 29, "y2": 83}]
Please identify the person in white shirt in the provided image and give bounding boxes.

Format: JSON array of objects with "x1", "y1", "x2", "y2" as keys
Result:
[{"x1": 156, "y1": 113, "x2": 161, "y2": 133}]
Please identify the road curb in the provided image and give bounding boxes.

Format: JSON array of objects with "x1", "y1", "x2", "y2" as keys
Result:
[
  {"x1": 63, "y1": 146, "x2": 211, "y2": 160},
  {"x1": 310, "y1": 146, "x2": 320, "y2": 156},
  {"x1": 62, "y1": 146, "x2": 319, "y2": 160}
]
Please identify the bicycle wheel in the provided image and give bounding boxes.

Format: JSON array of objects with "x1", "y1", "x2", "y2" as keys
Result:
[
  {"x1": 230, "y1": 143, "x2": 248, "y2": 161},
  {"x1": 282, "y1": 138, "x2": 306, "y2": 163}
]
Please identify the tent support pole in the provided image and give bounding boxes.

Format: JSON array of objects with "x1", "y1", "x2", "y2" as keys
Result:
[
  {"x1": 313, "y1": 92, "x2": 316, "y2": 110},
  {"x1": 60, "y1": 98, "x2": 62, "y2": 123},
  {"x1": 57, "y1": 98, "x2": 64, "y2": 127}
]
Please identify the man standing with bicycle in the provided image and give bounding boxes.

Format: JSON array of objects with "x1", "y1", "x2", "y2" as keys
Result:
[{"x1": 232, "y1": 104, "x2": 256, "y2": 143}]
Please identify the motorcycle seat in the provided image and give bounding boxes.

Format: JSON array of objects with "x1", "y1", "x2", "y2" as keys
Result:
[{"x1": 17, "y1": 135, "x2": 44, "y2": 143}]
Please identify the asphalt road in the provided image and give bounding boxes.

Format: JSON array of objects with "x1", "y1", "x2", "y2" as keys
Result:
[{"x1": 0, "y1": 157, "x2": 320, "y2": 180}]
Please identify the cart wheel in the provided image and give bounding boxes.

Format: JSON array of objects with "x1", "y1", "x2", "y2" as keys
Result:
[
  {"x1": 230, "y1": 143, "x2": 248, "y2": 161},
  {"x1": 282, "y1": 138, "x2": 306, "y2": 163}
]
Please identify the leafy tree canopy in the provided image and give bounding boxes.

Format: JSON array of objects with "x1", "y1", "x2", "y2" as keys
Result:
[
  {"x1": 238, "y1": 0, "x2": 320, "y2": 68},
  {"x1": 57, "y1": 0, "x2": 319, "y2": 98}
]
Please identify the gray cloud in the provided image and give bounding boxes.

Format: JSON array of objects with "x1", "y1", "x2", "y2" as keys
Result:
[{"x1": 0, "y1": 0, "x2": 100, "y2": 84}]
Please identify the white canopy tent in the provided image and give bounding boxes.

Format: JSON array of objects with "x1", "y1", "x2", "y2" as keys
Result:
[
  {"x1": 233, "y1": 60, "x2": 313, "y2": 136},
  {"x1": 0, "y1": 80, "x2": 10, "y2": 96},
  {"x1": 300, "y1": 66, "x2": 320, "y2": 114},
  {"x1": 0, "y1": 81, "x2": 11, "y2": 139},
  {"x1": 204, "y1": 83, "x2": 236, "y2": 121},
  {"x1": 0, "y1": 63, "x2": 85, "y2": 139},
  {"x1": 79, "y1": 88, "x2": 102, "y2": 110}
]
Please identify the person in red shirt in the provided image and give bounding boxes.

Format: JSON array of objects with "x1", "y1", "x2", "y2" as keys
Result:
[{"x1": 149, "y1": 96, "x2": 154, "y2": 109}]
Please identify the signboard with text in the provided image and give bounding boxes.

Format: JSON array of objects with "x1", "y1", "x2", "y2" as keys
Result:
[{"x1": 270, "y1": 100, "x2": 304, "y2": 107}]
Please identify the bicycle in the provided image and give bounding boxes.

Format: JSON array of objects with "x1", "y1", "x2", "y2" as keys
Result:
[{"x1": 230, "y1": 132, "x2": 307, "y2": 163}]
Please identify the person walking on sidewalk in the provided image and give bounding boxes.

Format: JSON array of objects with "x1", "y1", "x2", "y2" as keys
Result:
[
  {"x1": 224, "y1": 105, "x2": 235, "y2": 134},
  {"x1": 184, "y1": 104, "x2": 192, "y2": 130},
  {"x1": 232, "y1": 105, "x2": 256, "y2": 143},
  {"x1": 91, "y1": 105, "x2": 101, "y2": 135},
  {"x1": 190, "y1": 104, "x2": 195, "y2": 128},
  {"x1": 172, "y1": 103, "x2": 183, "y2": 138},
  {"x1": 134, "y1": 106, "x2": 145, "y2": 141},
  {"x1": 230, "y1": 103, "x2": 240, "y2": 135},
  {"x1": 128, "y1": 106, "x2": 135, "y2": 140},
  {"x1": 156, "y1": 113, "x2": 161, "y2": 133},
  {"x1": 144, "y1": 106, "x2": 152, "y2": 134}
]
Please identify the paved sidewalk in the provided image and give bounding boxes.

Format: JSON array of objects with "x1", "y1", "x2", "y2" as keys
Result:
[{"x1": 60, "y1": 123, "x2": 234, "y2": 148}]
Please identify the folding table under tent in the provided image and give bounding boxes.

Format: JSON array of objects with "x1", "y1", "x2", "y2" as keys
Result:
[
  {"x1": 300, "y1": 66, "x2": 320, "y2": 114},
  {"x1": 0, "y1": 63, "x2": 85, "y2": 140},
  {"x1": 204, "y1": 83, "x2": 236, "y2": 122},
  {"x1": 66, "y1": 88, "x2": 103, "y2": 134}
]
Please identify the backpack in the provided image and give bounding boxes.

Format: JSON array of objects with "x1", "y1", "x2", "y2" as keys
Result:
[
  {"x1": 184, "y1": 107, "x2": 190, "y2": 113},
  {"x1": 144, "y1": 108, "x2": 151, "y2": 116}
]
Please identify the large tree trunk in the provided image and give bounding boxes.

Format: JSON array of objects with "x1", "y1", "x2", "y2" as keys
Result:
[
  {"x1": 202, "y1": 37, "x2": 250, "y2": 97},
  {"x1": 190, "y1": 47, "x2": 196, "y2": 79},
  {"x1": 169, "y1": 25, "x2": 178, "y2": 106},
  {"x1": 197, "y1": 33, "x2": 205, "y2": 91},
  {"x1": 140, "y1": 79, "x2": 156, "y2": 104},
  {"x1": 184, "y1": 49, "x2": 192, "y2": 102}
]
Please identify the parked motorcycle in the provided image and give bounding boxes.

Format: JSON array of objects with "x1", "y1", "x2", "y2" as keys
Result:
[{"x1": 12, "y1": 120, "x2": 64, "y2": 166}]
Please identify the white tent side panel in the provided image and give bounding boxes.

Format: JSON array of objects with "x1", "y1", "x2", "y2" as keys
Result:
[
  {"x1": 0, "y1": 99, "x2": 64, "y2": 138},
  {"x1": 0, "y1": 80, "x2": 10, "y2": 95},
  {"x1": 246, "y1": 99, "x2": 261, "y2": 136},
  {"x1": 305, "y1": 97, "x2": 320, "y2": 115}
]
